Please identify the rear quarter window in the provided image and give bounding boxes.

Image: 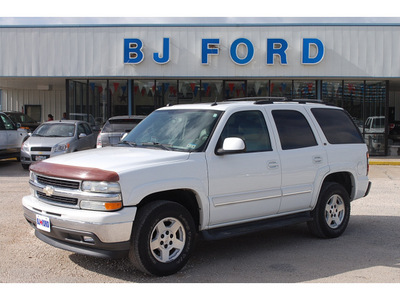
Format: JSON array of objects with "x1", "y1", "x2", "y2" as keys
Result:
[{"x1": 311, "y1": 108, "x2": 364, "y2": 144}]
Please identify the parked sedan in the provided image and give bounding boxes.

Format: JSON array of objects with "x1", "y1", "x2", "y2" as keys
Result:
[
  {"x1": 96, "y1": 115, "x2": 146, "y2": 147},
  {"x1": 20, "y1": 120, "x2": 97, "y2": 169},
  {"x1": 4, "y1": 111, "x2": 40, "y2": 133},
  {"x1": 0, "y1": 112, "x2": 28, "y2": 160}
]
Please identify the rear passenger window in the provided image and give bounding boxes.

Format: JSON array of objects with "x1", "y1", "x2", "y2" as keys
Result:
[
  {"x1": 272, "y1": 110, "x2": 317, "y2": 150},
  {"x1": 218, "y1": 110, "x2": 272, "y2": 152},
  {"x1": 311, "y1": 108, "x2": 364, "y2": 144}
]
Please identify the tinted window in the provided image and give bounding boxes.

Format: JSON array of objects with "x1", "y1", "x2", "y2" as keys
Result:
[
  {"x1": 219, "y1": 110, "x2": 272, "y2": 152},
  {"x1": 311, "y1": 108, "x2": 364, "y2": 144},
  {"x1": 272, "y1": 110, "x2": 317, "y2": 150},
  {"x1": 103, "y1": 119, "x2": 143, "y2": 133}
]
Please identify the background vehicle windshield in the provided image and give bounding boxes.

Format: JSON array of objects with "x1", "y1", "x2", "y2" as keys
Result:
[
  {"x1": 8, "y1": 113, "x2": 36, "y2": 123},
  {"x1": 33, "y1": 123, "x2": 75, "y2": 137},
  {"x1": 123, "y1": 109, "x2": 222, "y2": 152}
]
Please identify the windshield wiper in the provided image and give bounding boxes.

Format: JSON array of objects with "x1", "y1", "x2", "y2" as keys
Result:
[
  {"x1": 118, "y1": 140, "x2": 137, "y2": 147},
  {"x1": 141, "y1": 142, "x2": 172, "y2": 151}
]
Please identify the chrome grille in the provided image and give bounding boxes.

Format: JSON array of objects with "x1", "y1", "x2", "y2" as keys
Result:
[
  {"x1": 37, "y1": 175, "x2": 80, "y2": 189},
  {"x1": 37, "y1": 191, "x2": 78, "y2": 205},
  {"x1": 31, "y1": 147, "x2": 52, "y2": 151}
]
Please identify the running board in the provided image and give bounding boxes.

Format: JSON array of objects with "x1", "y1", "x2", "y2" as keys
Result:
[{"x1": 201, "y1": 212, "x2": 312, "y2": 241}]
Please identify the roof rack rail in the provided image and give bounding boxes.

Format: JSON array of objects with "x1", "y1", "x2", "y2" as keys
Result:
[{"x1": 224, "y1": 97, "x2": 326, "y2": 105}]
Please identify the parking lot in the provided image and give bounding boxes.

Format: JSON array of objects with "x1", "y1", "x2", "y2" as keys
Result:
[{"x1": 0, "y1": 158, "x2": 399, "y2": 284}]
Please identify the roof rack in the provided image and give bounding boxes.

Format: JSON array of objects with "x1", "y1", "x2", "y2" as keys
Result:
[{"x1": 225, "y1": 97, "x2": 325, "y2": 105}]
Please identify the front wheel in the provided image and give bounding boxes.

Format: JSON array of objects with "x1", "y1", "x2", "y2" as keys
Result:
[
  {"x1": 129, "y1": 201, "x2": 196, "y2": 276},
  {"x1": 308, "y1": 182, "x2": 350, "y2": 239}
]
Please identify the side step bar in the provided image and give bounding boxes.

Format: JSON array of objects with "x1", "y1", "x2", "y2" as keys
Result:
[{"x1": 201, "y1": 212, "x2": 312, "y2": 241}]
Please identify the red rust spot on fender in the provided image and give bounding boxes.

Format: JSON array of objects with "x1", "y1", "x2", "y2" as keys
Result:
[{"x1": 30, "y1": 161, "x2": 119, "y2": 182}]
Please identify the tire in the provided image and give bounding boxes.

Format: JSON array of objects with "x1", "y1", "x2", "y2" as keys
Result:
[
  {"x1": 308, "y1": 182, "x2": 350, "y2": 239},
  {"x1": 21, "y1": 163, "x2": 29, "y2": 170},
  {"x1": 129, "y1": 200, "x2": 196, "y2": 276}
]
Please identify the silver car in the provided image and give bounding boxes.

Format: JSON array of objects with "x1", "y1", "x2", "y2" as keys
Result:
[
  {"x1": 0, "y1": 112, "x2": 28, "y2": 160},
  {"x1": 21, "y1": 120, "x2": 97, "y2": 169},
  {"x1": 96, "y1": 115, "x2": 146, "y2": 148}
]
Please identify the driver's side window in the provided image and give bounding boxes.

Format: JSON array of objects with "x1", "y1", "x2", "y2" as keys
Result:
[{"x1": 217, "y1": 110, "x2": 272, "y2": 152}]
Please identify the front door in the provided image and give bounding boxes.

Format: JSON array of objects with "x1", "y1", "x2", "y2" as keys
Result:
[{"x1": 206, "y1": 110, "x2": 282, "y2": 227}]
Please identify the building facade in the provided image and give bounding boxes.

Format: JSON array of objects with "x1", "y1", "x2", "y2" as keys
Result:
[{"x1": 0, "y1": 23, "x2": 399, "y2": 155}]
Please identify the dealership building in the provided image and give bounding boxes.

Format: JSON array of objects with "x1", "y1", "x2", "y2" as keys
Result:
[{"x1": 0, "y1": 20, "x2": 399, "y2": 156}]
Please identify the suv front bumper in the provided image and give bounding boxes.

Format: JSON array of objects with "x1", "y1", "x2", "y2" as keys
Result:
[{"x1": 22, "y1": 194, "x2": 136, "y2": 258}]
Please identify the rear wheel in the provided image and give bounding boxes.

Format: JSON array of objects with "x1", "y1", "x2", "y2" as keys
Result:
[
  {"x1": 129, "y1": 201, "x2": 196, "y2": 276},
  {"x1": 308, "y1": 182, "x2": 350, "y2": 238}
]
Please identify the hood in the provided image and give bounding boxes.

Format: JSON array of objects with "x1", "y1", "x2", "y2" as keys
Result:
[
  {"x1": 25, "y1": 136, "x2": 74, "y2": 148},
  {"x1": 44, "y1": 146, "x2": 190, "y2": 173}
]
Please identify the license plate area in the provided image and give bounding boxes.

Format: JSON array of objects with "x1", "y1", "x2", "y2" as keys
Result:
[
  {"x1": 36, "y1": 214, "x2": 51, "y2": 232},
  {"x1": 34, "y1": 155, "x2": 48, "y2": 161}
]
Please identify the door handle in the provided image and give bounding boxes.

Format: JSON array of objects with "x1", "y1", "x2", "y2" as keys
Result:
[
  {"x1": 268, "y1": 161, "x2": 279, "y2": 169},
  {"x1": 313, "y1": 155, "x2": 323, "y2": 164}
]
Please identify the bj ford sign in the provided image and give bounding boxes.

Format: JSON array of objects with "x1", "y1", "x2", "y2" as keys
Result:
[{"x1": 123, "y1": 37, "x2": 325, "y2": 66}]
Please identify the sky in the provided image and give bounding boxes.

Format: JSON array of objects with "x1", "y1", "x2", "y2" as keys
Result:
[{"x1": 1, "y1": 0, "x2": 400, "y2": 26}]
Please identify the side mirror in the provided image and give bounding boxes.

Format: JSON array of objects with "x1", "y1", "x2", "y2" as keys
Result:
[
  {"x1": 78, "y1": 133, "x2": 87, "y2": 139},
  {"x1": 216, "y1": 137, "x2": 246, "y2": 155}
]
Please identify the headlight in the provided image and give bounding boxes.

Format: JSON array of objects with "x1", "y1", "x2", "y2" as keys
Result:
[
  {"x1": 53, "y1": 143, "x2": 70, "y2": 152},
  {"x1": 81, "y1": 181, "x2": 121, "y2": 193},
  {"x1": 29, "y1": 171, "x2": 37, "y2": 182},
  {"x1": 22, "y1": 142, "x2": 29, "y2": 152}
]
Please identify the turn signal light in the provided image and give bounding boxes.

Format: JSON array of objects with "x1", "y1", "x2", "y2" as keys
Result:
[{"x1": 105, "y1": 202, "x2": 123, "y2": 211}]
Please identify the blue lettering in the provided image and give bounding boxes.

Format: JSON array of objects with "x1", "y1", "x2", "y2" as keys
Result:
[
  {"x1": 230, "y1": 38, "x2": 254, "y2": 65},
  {"x1": 267, "y1": 39, "x2": 288, "y2": 65},
  {"x1": 153, "y1": 38, "x2": 170, "y2": 64},
  {"x1": 202, "y1": 39, "x2": 220, "y2": 65},
  {"x1": 124, "y1": 38, "x2": 144, "y2": 64},
  {"x1": 302, "y1": 38, "x2": 324, "y2": 64}
]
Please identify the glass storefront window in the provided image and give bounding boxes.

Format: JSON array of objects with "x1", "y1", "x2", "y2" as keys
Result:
[
  {"x1": 270, "y1": 80, "x2": 292, "y2": 98},
  {"x1": 224, "y1": 80, "x2": 246, "y2": 99},
  {"x1": 322, "y1": 81, "x2": 342, "y2": 106},
  {"x1": 293, "y1": 81, "x2": 316, "y2": 99},
  {"x1": 200, "y1": 80, "x2": 223, "y2": 102},
  {"x1": 156, "y1": 80, "x2": 178, "y2": 107},
  {"x1": 88, "y1": 80, "x2": 108, "y2": 127},
  {"x1": 247, "y1": 80, "x2": 270, "y2": 97},
  {"x1": 110, "y1": 80, "x2": 129, "y2": 116},
  {"x1": 178, "y1": 80, "x2": 201, "y2": 104},
  {"x1": 133, "y1": 80, "x2": 155, "y2": 115}
]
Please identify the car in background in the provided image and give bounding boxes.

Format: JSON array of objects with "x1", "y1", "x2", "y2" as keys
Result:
[
  {"x1": 69, "y1": 113, "x2": 101, "y2": 134},
  {"x1": 4, "y1": 111, "x2": 41, "y2": 133},
  {"x1": 96, "y1": 115, "x2": 146, "y2": 148},
  {"x1": 0, "y1": 112, "x2": 28, "y2": 160},
  {"x1": 20, "y1": 120, "x2": 97, "y2": 169}
]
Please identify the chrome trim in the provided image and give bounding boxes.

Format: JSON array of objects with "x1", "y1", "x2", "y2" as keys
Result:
[
  {"x1": 214, "y1": 189, "x2": 312, "y2": 207},
  {"x1": 214, "y1": 194, "x2": 281, "y2": 207},
  {"x1": 30, "y1": 178, "x2": 122, "y2": 209}
]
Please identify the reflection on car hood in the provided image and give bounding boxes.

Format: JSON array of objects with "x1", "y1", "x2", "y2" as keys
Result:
[
  {"x1": 25, "y1": 136, "x2": 74, "y2": 148},
  {"x1": 43, "y1": 146, "x2": 190, "y2": 174}
]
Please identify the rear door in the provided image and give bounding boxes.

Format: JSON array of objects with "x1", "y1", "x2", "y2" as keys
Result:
[
  {"x1": 269, "y1": 107, "x2": 329, "y2": 213},
  {"x1": 206, "y1": 109, "x2": 282, "y2": 227}
]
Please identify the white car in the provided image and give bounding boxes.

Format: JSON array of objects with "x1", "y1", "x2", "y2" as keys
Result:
[
  {"x1": 20, "y1": 120, "x2": 97, "y2": 169},
  {"x1": 0, "y1": 112, "x2": 28, "y2": 160},
  {"x1": 23, "y1": 98, "x2": 371, "y2": 276}
]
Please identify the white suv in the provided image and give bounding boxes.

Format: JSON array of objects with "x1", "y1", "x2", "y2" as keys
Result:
[{"x1": 22, "y1": 98, "x2": 371, "y2": 276}]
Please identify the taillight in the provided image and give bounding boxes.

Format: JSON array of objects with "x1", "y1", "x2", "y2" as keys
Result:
[
  {"x1": 366, "y1": 151, "x2": 370, "y2": 175},
  {"x1": 96, "y1": 134, "x2": 102, "y2": 148}
]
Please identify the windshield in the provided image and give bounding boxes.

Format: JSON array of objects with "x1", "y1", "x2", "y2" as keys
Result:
[
  {"x1": 33, "y1": 123, "x2": 75, "y2": 137},
  {"x1": 8, "y1": 113, "x2": 36, "y2": 123},
  {"x1": 122, "y1": 109, "x2": 222, "y2": 152}
]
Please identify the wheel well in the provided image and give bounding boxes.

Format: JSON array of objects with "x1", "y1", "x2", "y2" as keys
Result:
[
  {"x1": 323, "y1": 172, "x2": 353, "y2": 198},
  {"x1": 137, "y1": 189, "x2": 201, "y2": 230}
]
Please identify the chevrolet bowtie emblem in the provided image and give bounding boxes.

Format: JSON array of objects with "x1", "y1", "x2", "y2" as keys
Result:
[{"x1": 43, "y1": 185, "x2": 54, "y2": 197}]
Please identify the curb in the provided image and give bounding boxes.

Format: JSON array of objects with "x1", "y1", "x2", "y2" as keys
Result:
[{"x1": 370, "y1": 160, "x2": 400, "y2": 166}]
